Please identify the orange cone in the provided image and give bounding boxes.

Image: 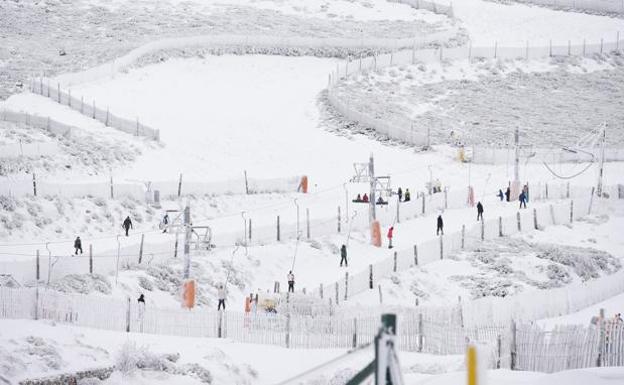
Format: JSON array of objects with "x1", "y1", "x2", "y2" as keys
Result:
[
  {"x1": 370, "y1": 220, "x2": 381, "y2": 247},
  {"x1": 182, "y1": 279, "x2": 196, "y2": 309}
]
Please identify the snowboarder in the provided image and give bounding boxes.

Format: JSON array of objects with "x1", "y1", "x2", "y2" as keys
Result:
[
  {"x1": 497, "y1": 189, "x2": 504, "y2": 201},
  {"x1": 340, "y1": 244, "x2": 348, "y2": 267},
  {"x1": 505, "y1": 187, "x2": 510, "y2": 202},
  {"x1": 397, "y1": 187, "x2": 403, "y2": 202},
  {"x1": 362, "y1": 193, "x2": 369, "y2": 203},
  {"x1": 74, "y1": 236, "x2": 83, "y2": 255},
  {"x1": 122, "y1": 216, "x2": 133, "y2": 236},
  {"x1": 404, "y1": 189, "x2": 411, "y2": 202},
  {"x1": 387, "y1": 226, "x2": 394, "y2": 249},
  {"x1": 287, "y1": 271, "x2": 295, "y2": 293},
  {"x1": 436, "y1": 214, "x2": 444, "y2": 235},
  {"x1": 519, "y1": 191, "x2": 527, "y2": 209},
  {"x1": 477, "y1": 202, "x2": 484, "y2": 221},
  {"x1": 217, "y1": 284, "x2": 226, "y2": 311},
  {"x1": 162, "y1": 213, "x2": 169, "y2": 233}
]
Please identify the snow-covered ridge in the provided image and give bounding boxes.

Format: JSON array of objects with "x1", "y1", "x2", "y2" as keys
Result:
[
  {"x1": 326, "y1": 35, "x2": 624, "y2": 150},
  {"x1": 493, "y1": 0, "x2": 624, "y2": 16}
]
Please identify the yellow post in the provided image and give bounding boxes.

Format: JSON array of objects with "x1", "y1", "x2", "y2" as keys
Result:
[{"x1": 467, "y1": 344, "x2": 478, "y2": 385}]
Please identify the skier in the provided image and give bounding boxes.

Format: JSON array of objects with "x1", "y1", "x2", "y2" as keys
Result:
[
  {"x1": 397, "y1": 187, "x2": 403, "y2": 202},
  {"x1": 355, "y1": 193, "x2": 362, "y2": 202},
  {"x1": 404, "y1": 189, "x2": 411, "y2": 202},
  {"x1": 505, "y1": 187, "x2": 510, "y2": 202},
  {"x1": 523, "y1": 184, "x2": 529, "y2": 203},
  {"x1": 387, "y1": 226, "x2": 394, "y2": 249},
  {"x1": 362, "y1": 193, "x2": 369, "y2": 203},
  {"x1": 162, "y1": 213, "x2": 169, "y2": 233},
  {"x1": 497, "y1": 189, "x2": 504, "y2": 201},
  {"x1": 436, "y1": 214, "x2": 444, "y2": 235},
  {"x1": 217, "y1": 284, "x2": 226, "y2": 311},
  {"x1": 137, "y1": 293, "x2": 146, "y2": 320},
  {"x1": 519, "y1": 191, "x2": 527, "y2": 209},
  {"x1": 477, "y1": 201, "x2": 484, "y2": 221},
  {"x1": 122, "y1": 216, "x2": 133, "y2": 236},
  {"x1": 74, "y1": 236, "x2": 83, "y2": 255},
  {"x1": 340, "y1": 244, "x2": 348, "y2": 267},
  {"x1": 287, "y1": 271, "x2": 295, "y2": 293}
]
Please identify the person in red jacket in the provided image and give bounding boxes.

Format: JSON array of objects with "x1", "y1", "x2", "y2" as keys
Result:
[{"x1": 387, "y1": 226, "x2": 394, "y2": 249}]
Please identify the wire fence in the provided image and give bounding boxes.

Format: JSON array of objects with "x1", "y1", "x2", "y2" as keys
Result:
[
  {"x1": 1, "y1": 285, "x2": 623, "y2": 373},
  {"x1": 506, "y1": 0, "x2": 624, "y2": 15},
  {"x1": 327, "y1": 33, "x2": 624, "y2": 152},
  {"x1": 28, "y1": 79, "x2": 159, "y2": 141}
]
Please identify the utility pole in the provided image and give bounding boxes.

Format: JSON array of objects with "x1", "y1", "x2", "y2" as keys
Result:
[
  {"x1": 183, "y1": 203, "x2": 191, "y2": 279},
  {"x1": 369, "y1": 153, "x2": 376, "y2": 222},
  {"x1": 596, "y1": 123, "x2": 606, "y2": 197}
]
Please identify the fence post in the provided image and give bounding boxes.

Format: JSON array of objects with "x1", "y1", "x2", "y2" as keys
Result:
[
  {"x1": 396, "y1": 199, "x2": 400, "y2": 223},
  {"x1": 494, "y1": 41, "x2": 498, "y2": 59},
  {"x1": 570, "y1": 200, "x2": 574, "y2": 223},
  {"x1": 568, "y1": 40, "x2": 571, "y2": 56},
  {"x1": 417, "y1": 313, "x2": 423, "y2": 352},
  {"x1": 125, "y1": 297, "x2": 131, "y2": 332},
  {"x1": 352, "y1": 318, "x2": 358, "y2": 348},
  {"x1": 549, "y1": 204, "x2": 556, "y2": 225},
  {"x1": 549, "y1": 39, "x2": 552, "y2": 57},
  {"x1": 393, "y1": 252, "x2": 398, "y2": 272},
  {"x1": 497, "y1": 334, "x2": 502, "y2": 369},
  {"x1": 545, "y1": 183, "x2": 549, "y2": 199},
  {"x1": 511, "y1": 320, "x2": 517, "y2": 370},
  {"x1": 32, "y1": 173, "x2": 37, "y2": 196},
  {"x1": 57, "y1": 83, "x2": 61, "y2": 103},
  {"x1": 285, "y1": 293, "x2": 291, "y2": 348},
  {"x1": 34, "y1": 286, "x2": 39, "y2": 320},
  {"x1": 439, "y1": 234, "x2": 443, "y2": 260},
  {"x1": 177, "y1": 173, "x2": 183, "y2": 197},
  {"x1": 413, "y1": 245, "x2": 418, "y2": 265},
  {"x1": 480, "y1": 218, "x2": 485, "y2": 240},
  {"x1": 378, "y1": 284, "x2": 383, "y2": 304},
  {"x1": 306, "y1": 208, "x2": 310, "y2": 239},
  {"x1": 461, "y1": 225, "x2": 465, "y2": 249},
  {"x1": 174, "y1": 230, "x2": 179, "y2": 258},
  {"x1": 68, "y1": 89, "x2": 71, "y2": 107},
  {"x1": 277, "y1": 216, "x2": 281, "y2": 241},
  {"x1": 335, "y1": 282, "x2": 339, "y2": 305},
  {"x1": 80, "y1": 96, "x2": 84, "y2": 113},
  {"x1": 320, "y1": 283, "x2": 323, "y2": 299},
  {"x1": 498, "y1": 216, "x2": 503, "y2": 237},
  {"x1": 138, "y1": 234, "x2": 145, "y2": 264},
  {"x1": 36, "y1": 250, "x2": 40, "y2": 280},
  {"x1": 218, "y1": 310, "x2": 223, "y2": 338},
  {"x1": 89, "y1": 244, "x2": 93, "y2": 274},
  {"x1": 533, "y1": 208, "x2": 538, "y2": 230},
  {"x1": 600, "y1": 38, "x2": 604, "y2": 54},
  {"x1": 588, "y1": 186, "x2": 595, "y2": 214},
  {"x1": 369, "y1": 264, "x2": 374, "y2": 289},
  {"x1": 248, "y1": 219, "x2": 252, "y2": 242},
  {"x1": 444, "y1": 188, "x2": 448, "y2": 209},
  {"x1": 517, "y1": 211, "x2": 521, "y2": 232},
  {"x1": 337, "y1": 206, "x2": 341, "y2": 233},
  {"x1": 421, "y1": 193, "x2": 425, "y2": 214},
  {"x1": 344, "y1": 272, "x2": 349, "y2": 301},
  {"x1": 105, "y1": 107, "x2": 110, "y2": 126},
  {"x1": 597, "y1": 308, "x2": 605, "y2": 367},
  {"x1": 243, "y1": 170, "x2": 249, "y2": 194},
  {"x1": 566, "y1": 182, "x2": 570, "y2": 198},
  {"x1": 110, "y1": 176, "x2": 114, "y2": 199}
]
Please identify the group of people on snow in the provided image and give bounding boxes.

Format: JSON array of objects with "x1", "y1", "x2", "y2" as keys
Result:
[{"x1": 497, "y1": 184, "x2": 529, "y2": 209}]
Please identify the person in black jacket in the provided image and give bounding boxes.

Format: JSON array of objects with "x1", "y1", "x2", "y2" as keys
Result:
[
  {"x1": 436, "y1": 214, "x2": 444, "y2": 235},
  {"x1": 477, "y1": 202, "x2": 484, "y2": 221},
  {"x1": 340, "y1": 244, "x2": 348, "y2": 267},
  {"x1": 74, "y1": 236, "x2": 82, "y2": 255},
  {"x1": 122, "y1": 216, "x2": 133, "y2": 236}
]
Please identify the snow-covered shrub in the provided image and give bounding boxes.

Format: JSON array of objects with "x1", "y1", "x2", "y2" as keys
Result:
[
  {"x1": 0, "y1": 196, "x2": 17, "y2": 211},
  {"x1": 138, "y1": 276, "x2": 154, "y2": 291},
  {"x1": 44, "y1": 274, "x2": 112, "y2": 295},
  {"x1": 93, "y1": 197, "x2": 107, "y2": 207},
  {"x1": 24, "y1": 336, "x2": 63, "y2": 370},
  {"x1": 115, "y1": 341, "x2": 142, "y2": 375}
]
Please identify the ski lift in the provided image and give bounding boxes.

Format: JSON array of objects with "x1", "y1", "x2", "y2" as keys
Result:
[{"x1": 191, "y1": 226, "x2": 215, "y2": 250}]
